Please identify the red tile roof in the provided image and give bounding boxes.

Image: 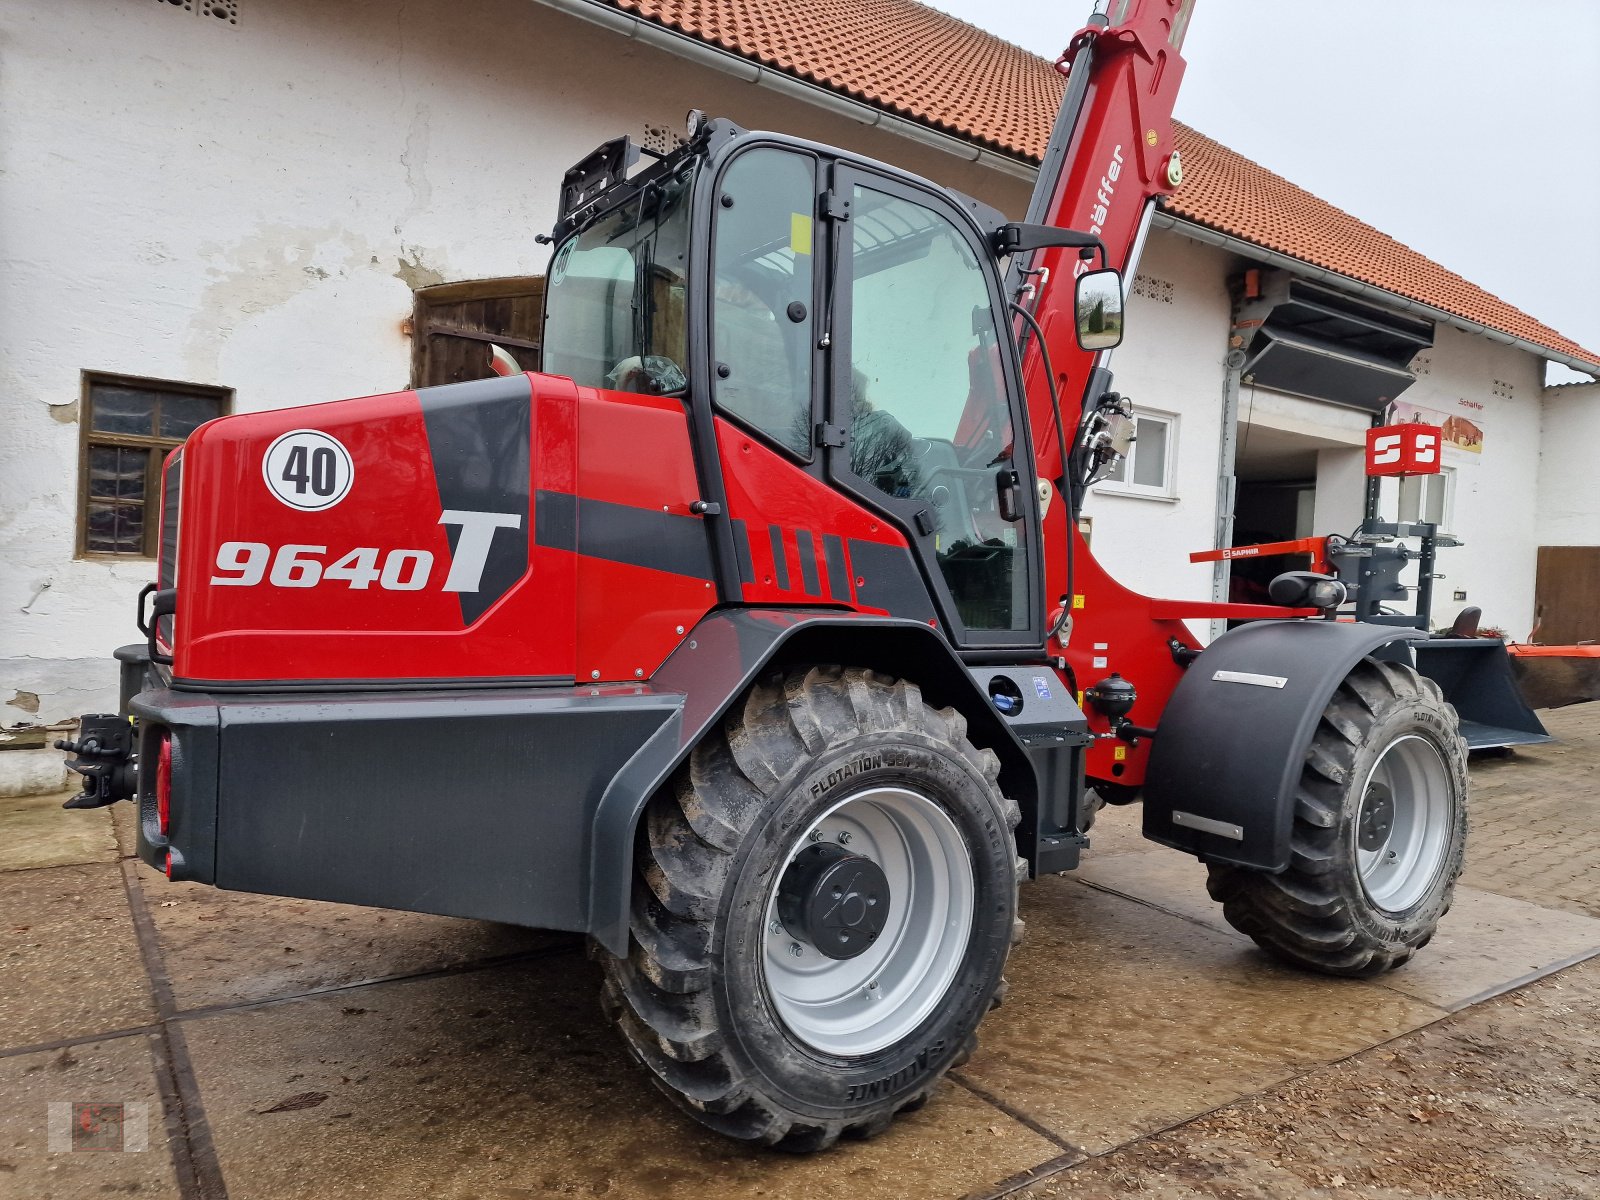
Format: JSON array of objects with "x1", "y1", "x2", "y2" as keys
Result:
[{"x1": 604, "y1": 0, "x2": 1600, "y2": 370}]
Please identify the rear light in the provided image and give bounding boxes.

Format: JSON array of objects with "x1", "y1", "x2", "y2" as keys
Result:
[{"x1": 156, "y1": 733, "x2": 172, "y2": 837}]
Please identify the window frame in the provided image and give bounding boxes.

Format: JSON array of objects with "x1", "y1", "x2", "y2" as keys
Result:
[
  {"x1": 540, "y1": 157, "x2": 698, "y2": 399},
  {"x1": 824, "y1": 162, "x2": 1044, "y2": 649},
  {"x1": 1398, "y1": 464, "x2": 1455, "y2": 529},
  {"x1": 705, "y1": 142, "x2": 823, "y2": 465},
  {"x1": 1096, "y1": 407, "x2": 1178, "y2": 500},
  {"x1": 76, "y1": 371, "x2": 231, "y2": 561}
]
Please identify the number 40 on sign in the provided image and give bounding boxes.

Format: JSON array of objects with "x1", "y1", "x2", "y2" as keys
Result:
[{"x1": 1365, "y1": 423, "x2": 1442, "y2": 478}]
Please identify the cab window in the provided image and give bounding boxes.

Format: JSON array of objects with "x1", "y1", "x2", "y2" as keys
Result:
[
  {"x1": 542, "y1": 163, "x2": 694, "y2": 396},
  {"x1": 710, "y1": 149, "x2": 816, "y2": 456},
  {"x1": 844, "y1": 184, "x2": 1026, "y2": 633}
]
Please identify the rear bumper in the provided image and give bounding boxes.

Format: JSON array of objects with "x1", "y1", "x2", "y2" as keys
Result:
[{"x1": 132, "y1": 684, "x2": 681, "y2": 932}]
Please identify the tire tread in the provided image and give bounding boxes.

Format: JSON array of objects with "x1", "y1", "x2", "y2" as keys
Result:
[
  {"x1": 1207, "y1": 660, "x2": 1469, "y2": 978},
  {"x1": 599, "y1": 665, "x2": 1022, "y2": 1150}
]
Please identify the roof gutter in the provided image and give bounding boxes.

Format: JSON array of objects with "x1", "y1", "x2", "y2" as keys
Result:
[
  {"x1": 527, "y1": 0, "x2": 1038, "y2": 181},
  {"x1": 1155, "y1": 211, "x2": 1600, "y2": 380}
]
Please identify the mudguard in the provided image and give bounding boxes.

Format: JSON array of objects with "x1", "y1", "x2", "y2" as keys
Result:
[
  {"x1": 587, "y1": 608, "x2": 1037, "y2": 954},
  {"x1": 1142, "y1": 620, "x2": 1427, "y2": 871}
]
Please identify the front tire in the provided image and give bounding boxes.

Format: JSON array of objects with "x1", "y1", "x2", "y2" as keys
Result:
[
  {"x1": 1207, "y1": 659, "x2": 1469, "y2": 977},
  {"x1": 599, "y1": 665, "x2": 1021, "y2": 1151}
]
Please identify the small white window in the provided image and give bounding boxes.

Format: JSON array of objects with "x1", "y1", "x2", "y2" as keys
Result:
[
  {"x1": 1099, "y1": 409, "x2": 1177, "y2": 498},
  {"x1": 1397, "y1": 466, "x2": 1454, "y2": 528}
]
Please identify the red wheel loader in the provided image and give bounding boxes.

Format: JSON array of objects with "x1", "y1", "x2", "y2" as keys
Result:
[{"x1": 59, "y1": 0, "x2": 1471, "y2": 1150}]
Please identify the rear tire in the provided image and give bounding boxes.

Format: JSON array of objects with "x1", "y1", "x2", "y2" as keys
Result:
[
  {"x1": 598, "y1": 665, "x2": 1021, "y2": 1151},
  {"x1": 1207, "y1": 659, "x2": 1469, "y2": 977}
]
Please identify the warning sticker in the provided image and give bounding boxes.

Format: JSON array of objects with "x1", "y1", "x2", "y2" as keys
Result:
[{"x1": 790, "y1": 213, "x2": 813, "y2": 255}]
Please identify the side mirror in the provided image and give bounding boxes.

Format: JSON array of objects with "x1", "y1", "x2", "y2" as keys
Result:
[{"x1": 1075, "y1": 268, "x2": 1124, "y2": 351}]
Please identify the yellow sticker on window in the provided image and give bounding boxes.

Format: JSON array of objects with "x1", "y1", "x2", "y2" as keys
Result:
[{"x1": 790, "y1": 213, "x2": 813, "y2": 256}]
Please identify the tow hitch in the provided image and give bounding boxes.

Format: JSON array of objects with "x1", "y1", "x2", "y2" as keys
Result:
[{"x1": 55, "y1": 714, "x2": 137, "y2": 809}]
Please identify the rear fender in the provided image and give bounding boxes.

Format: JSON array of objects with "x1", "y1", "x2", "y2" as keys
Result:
[
  {"x1": 587, "y1": 609, "x2": 1036, "y2": 954},
  {"x1": 1142, "y1": 621, "x2": 1427, "y2": 871}
]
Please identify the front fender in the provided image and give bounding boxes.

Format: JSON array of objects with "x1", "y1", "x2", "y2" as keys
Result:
[
  {"x1": 585, "y1": 608, "x2": 1037, "y2": 954},
  {"x1": 1142, "y1": 620, "x2": 1426, "y2": 871}
]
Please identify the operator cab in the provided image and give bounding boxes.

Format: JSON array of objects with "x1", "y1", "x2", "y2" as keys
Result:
[{"x1": 541, "y1": 118, "x2": 1123, "y2": 649}]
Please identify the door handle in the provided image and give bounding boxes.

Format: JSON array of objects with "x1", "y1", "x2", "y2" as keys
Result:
[{"x1": 995, "y1": 466, "x2": 1023, "y2": 522}]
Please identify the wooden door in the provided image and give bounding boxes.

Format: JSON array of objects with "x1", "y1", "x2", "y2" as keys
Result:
[
  {"x1": 1534, "y1": 546, "x2": 1600, "y2": 644},
  {"x1": 411, "y1": 277, "x2": 544, "y2": 388}
]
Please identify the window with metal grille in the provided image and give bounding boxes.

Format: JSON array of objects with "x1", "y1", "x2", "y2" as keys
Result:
[{"x1": 77, "y1": 373, "x2": 230, "y2": 558}]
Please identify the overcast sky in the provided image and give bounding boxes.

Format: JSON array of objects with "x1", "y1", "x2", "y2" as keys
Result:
[{"x1": 931, "y1": 0, "x2": 1600, "y2": 381}]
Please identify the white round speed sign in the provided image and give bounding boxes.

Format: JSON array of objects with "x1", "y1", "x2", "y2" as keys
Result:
[{"x1": 262, "y1": 429, "x2": 355, "y2": 511}]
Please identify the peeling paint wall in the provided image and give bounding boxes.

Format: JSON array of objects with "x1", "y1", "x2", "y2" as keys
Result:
[
  {"x1": 0, "y1": 0, "x2": 1029, "y2": 726},
  {"x1": 0, "y1": 0, "x2": 1562, "y2": 732}
]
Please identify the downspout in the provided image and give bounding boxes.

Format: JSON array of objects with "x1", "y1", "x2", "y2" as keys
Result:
[
  {"x1": 1212, "y1": 347, "x2": 1246, "y2": 639},
  {"x1": 528, "y1": 0, "x2": 1038, "y2": 182},
  {"x1": 1155, "y1": 212, "x2": 1600, "y2": 381}
]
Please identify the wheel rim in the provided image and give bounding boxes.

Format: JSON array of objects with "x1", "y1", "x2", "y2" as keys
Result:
[
  {"x1": 762, "y1": 786, "x2": 975, "y2": 1057},
  {"x1": 1354, "y1": 734, "x2": 1453, "y2": 913}
]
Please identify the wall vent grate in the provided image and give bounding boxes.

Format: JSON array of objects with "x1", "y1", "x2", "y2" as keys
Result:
[
  {"x1": 156, "y1": 0, "x2": 238, "y2": 25},
  {"x1": 640, "y1": 123, "x2": 685, "y2": 156}
]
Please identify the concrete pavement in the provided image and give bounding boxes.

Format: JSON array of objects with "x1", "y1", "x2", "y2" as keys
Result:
[{"x1": 3, "y1": 705, "x2": 1597, "y2": 1199}]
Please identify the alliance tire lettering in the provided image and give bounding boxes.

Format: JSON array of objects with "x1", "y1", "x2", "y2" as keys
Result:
[{"x1": 843, "y1": 1038, "x2": 948, "y2": 1103}]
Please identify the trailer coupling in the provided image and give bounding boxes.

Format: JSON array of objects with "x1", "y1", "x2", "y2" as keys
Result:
[{"x1": 55, "y1": 714, "x2": 138, "y2": 810}]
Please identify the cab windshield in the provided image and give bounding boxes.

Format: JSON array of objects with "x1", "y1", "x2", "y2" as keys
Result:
[{"x1": 542, "y1": 163, "x2": 695, "y2": 395}]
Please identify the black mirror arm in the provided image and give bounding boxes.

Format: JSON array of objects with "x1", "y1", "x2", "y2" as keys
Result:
[{"x1": 990, "y1": 222, "x2": 1107, "y2": 264}]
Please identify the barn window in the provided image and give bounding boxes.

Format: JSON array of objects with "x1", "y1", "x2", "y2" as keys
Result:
[
  {"x1": 77, "y1": 373, "x2": 230, "y2": 558},
  {"x1": 410, "y1": 277, "x2": 545, "y2": 388}
]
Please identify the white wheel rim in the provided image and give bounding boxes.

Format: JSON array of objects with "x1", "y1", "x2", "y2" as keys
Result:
[
  {"x1": 761, "y1": 786, "x2": 975, "y2": 1057},
  {"x1": 1354, "y1": 734, "x2": 1453, "y2": 913}
]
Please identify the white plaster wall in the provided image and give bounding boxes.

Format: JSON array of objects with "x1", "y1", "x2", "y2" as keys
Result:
[
  {"x1": 1080, "y1": 232, "x2": 1233, "y2": 612},
  {"x1": 1311, "y1": 448, "x2": 1367, "y2": 538},
  {"x1": 1371, "y1": 326, "x2": 1547, "y2": 637},
  {"x1": 0, "y1": 0, "x2": 1560, "y2": 729},
  {"x1": 1537, "y1": 382, "x2": 1600, "y2": 546},
  {"x1": 0, "y1": 0, "x2": 1030, "y2": 726}
]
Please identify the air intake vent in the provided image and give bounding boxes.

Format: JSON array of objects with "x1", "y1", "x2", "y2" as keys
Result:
[{"x1": 1234, "y1": 273, "x2": 1434, "y2": 411}]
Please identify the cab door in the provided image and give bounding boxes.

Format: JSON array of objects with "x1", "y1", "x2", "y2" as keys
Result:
[{"x1": 825, "y1": 166, "x2": 1043, "y2": 648}]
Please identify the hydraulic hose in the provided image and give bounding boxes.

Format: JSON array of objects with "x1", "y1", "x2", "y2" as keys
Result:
[{"x1": 1010, "y1": 302, "x2": 1074, "y2": 645}]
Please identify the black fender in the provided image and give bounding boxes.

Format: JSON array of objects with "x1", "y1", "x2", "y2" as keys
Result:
[
  {"x1": 1142, "y1": 620, "x2": 1427, "y2": 871},
  {"x1": 586, "y1": 608, "x2": 1037, "y2": 954}
]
